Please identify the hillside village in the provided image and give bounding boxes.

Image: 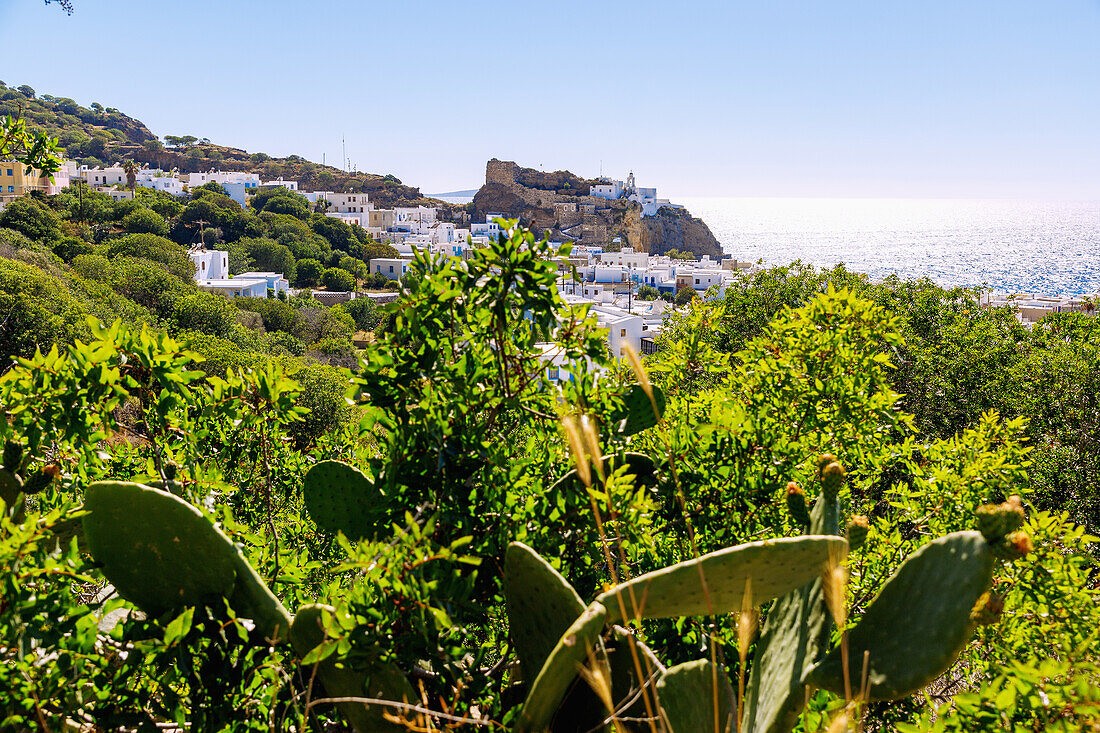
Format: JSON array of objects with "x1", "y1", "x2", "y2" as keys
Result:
[{"x1": 0, "y1": 153, "x2": 770, "y2": 370}]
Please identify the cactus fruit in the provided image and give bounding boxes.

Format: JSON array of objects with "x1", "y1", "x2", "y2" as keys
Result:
[
  {"x1": 970, "y1": 591, "x2": 1005, "y2": 626},
  {"x1": 291, "y1": 604, "x2": 418, "y2": 732},
  {"x1": 303, "y1": 460, "x2": 390, "y2": 540},
  {"x1": 655, "y1": 659, "x2": 735, "y2": 733},
  {"x1": 786, "y1": 482, "x2": 810, "y2": 526},
  {"x1": 846, "y1": 516, "x2": 869, "y2": 551},
  {"x1": 504, "y1": 542, "x2": 587, "y2": 685},
  {"x1": 82, "y1": 481, "x2": 291, "y2": 642},
  {"x1": 805, "y1": 530, "x2": 995, "y2": 700},
  {"x1": 976, "y1": 495, "x2": 1025, "y2": 542},
  {"x1": 820, "y1": 462, "x2": 845, "y2": 498},
  {"x1": 3, "y1": 440, "x2": 22, "y2": 473},
  {"x1": 992, "y1": 530, "x2": 1032, "y2": 560},
  {"x1": 516, "y1": 601, "x2": 609, "y2": 733},
  {"x1": 22, "y1": 465, "x2": 60, "y2": 495},
  {"x1": 742, "y1": 480, "x2": 842, "y2": 733},
  {"x1": 550, "y1": 452, "x2": 657, "y2": 493},
  {"x1": 614, "y1": 383, "x2": 666, "y2": 437},
  {"x1": 596, "y1": 535, "x2": 847, "y2": 624}
]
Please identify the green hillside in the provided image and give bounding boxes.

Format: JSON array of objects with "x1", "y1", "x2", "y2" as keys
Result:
[{"x1": 0, "y1": 80, "x2": 441, "y2": 207}]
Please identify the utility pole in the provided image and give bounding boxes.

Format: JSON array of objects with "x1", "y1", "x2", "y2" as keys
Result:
[{"x1": 191, "y1": 219, "x2": 209, "y2": 249}]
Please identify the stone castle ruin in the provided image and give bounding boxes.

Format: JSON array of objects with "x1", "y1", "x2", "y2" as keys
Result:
[{"x1": 473, "y1": 159, "x2": 721, "y2": 258}]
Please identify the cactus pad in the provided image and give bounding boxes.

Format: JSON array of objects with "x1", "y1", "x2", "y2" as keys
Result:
[
  {"x1": 303, "y1": 460, "x2": 389, "y2": 540},
  {"x1": 516, "y1": 601, "x2": 609, "y2": 733},
  {"x1": 0, "y1": 468, "x2": 22, "y2": 508},
  {"x1": 655, "y1": 659, "x2": 735, "y2": 733},
  {"x1": 83, "y1": 481, "x2": 290, "y2": 642},
  {"x1": 806, "y1": 530, "x2": 995, "y2": 700},
  {"x1": 504, "y1": 542, "x2": 587, "y2": 685},
  {"x1": 607, "y1": 628, "x2": 665, "y2": 721},
  {"x1": 741, "y1": 489, "x2": 842, "y2": 733},
  {"x1": 596, "y1": 535, "x2": 847, "y2": 624},
  {"x1": 291, "y1": 604, "x2": 417, "y2": 732},
  {"x1": 614, "y1": 384, "x2": 666, "y2": 436}
]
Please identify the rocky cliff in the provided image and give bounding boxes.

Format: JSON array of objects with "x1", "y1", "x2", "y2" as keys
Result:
[{"x1": 471, "y1": 159, "x2": 722, "y2": 258}]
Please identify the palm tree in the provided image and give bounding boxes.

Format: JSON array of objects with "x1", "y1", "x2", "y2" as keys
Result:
[{"x1": 123, "y1": 159, "x2": 138, "y2": 195}]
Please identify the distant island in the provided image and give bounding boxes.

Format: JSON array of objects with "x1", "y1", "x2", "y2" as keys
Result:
[{"x1": 428, "y1": 189, "x2": 479, "y2": 198}]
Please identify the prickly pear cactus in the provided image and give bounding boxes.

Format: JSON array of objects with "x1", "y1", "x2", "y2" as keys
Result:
[
  {"x1": 786, "y1": 482, "x2": 810, "y2": 526},
  {"x1": 846, "y1": 516, "x2": 869, "y2": 551},
  {"x1": 741, "y1": 458, "x2": 844, "y2": 733},
  {"x1": 291, "y1": 604, "x2": 417, "y2": 733},
  {"x1": 596, "y1": 535, "x2": 847, "y2": 624},
  {"x1": 3, "y1": 440, "x2": 23, "y2": 473},
  {"x1": 83, "y1": 481, "x2": 291, "y2": 642},
  {"x1": 614, "y1": 384, "x2": 666, "y2": 436},
  {"x1": 976, "y1": 495, "x2": 1025, "y2": 542},
  {"x1": 805, "y1": 530, "x2": 996, "y2": 700},
  {"x1": 655, "y1": 659, "x2": 735, "y2": 733},
  {"x1": 516, "y1": 601, "x2": 609, "y2": 733},
  {"x1": 0, "y1": 468, "x2": 23, "y2": 509},
  {"x1": 303, "y1": 460, "x2": 389, "y2": 540},
  {"x1": 606, "y1": 626, "x2": 665, "y2": 722},
  {"x1": 504, "y1": 542, "x2": 587, "y2": 685}
]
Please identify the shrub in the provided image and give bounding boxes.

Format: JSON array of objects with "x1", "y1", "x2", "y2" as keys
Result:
[
  {"x1": 321, "y1": 267, "x2": 354, "y2": 292},
  {"x1": 71, "y1": 253, "x2": 111, "y2": 282},
  {"x1": 109, "y1": 257, "x2": 193, "y2": 318},
  {"x1": 295, "y1": 258, "x2": 323, "y2": 287},
  {"x1": 675, "y1": 285, "x2": 697, "y2": 306},
  {"x1": 0, "y1": 197, "x2": 62, "y2": 243},
  {"x1": 288, "y1": 363, "x2": 354, "y2": 444},
  {"x1": 121, "y1": 208, "x2": 169, "y2": 236},
  {"x1": 173, "y1": 292, "x2": 236, "y2": 338},
  {"x1": 106, "y1": 233, "x2": 194, "y2": 280},
  {"x1": 0, "y1": 257, "x2": 86, "y2": 361},
  {"x1": 336, "y1": 296, "x2": 381, "y2": 332}
]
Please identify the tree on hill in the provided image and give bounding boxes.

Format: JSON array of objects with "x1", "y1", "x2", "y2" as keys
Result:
[
  {"x1": 191, "y1": 181, "x2": 228, "y2": 198},
  {"x1": 251, "y1": 187, "x2": 310, "y2": 220},
  {"x1": 321, "y1": 267, "x2": 354, "y2": 292},
  {"x1": 121, "y1": 208, "x2": 169, "y2": 236},
  {"x1": 675, "y1": 286, "x2": 697, "y2": 306},
  {"x1": 164, "y1": 135, "x2": 198, "y2": 149}
]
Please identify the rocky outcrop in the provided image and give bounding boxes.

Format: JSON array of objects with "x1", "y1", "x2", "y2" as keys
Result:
[
  {"x1": 633, "y1": 207, "x2": 723, "y2": 259},
  {"x1": 471, "y1": 159, "x2": 721, "y2": 258}
]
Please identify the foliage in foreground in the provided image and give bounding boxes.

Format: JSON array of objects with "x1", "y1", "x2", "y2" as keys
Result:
[{"x1": 0, "y1": 223, "x2": 1098, "y2": 731}]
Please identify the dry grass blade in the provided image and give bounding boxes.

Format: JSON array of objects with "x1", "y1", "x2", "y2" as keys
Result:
[{"x1": 562, "y1": 414, "x2": 592, "y2": 487}]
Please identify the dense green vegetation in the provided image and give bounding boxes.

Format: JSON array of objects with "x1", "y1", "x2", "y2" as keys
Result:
[
  {"x1": 0, "y1": 174, "x2": 404, "y2": 446},
  {"x1": 1, "y1": 209, "x2": 1098, "y2": 731}
]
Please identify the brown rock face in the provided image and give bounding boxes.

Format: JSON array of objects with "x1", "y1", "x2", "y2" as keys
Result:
[{"x1": 471, "y1": 160, "x2": 722, "y2": 258}]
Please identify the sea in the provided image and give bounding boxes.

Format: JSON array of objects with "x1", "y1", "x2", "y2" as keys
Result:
[
  {"x1": 680, "y1": 198, "x2": 1100, "y2": 297},
  {"x1": 439, "y1": 195, "x2": 1100, "y2": 296}
]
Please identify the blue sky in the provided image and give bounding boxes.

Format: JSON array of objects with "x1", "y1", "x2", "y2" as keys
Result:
[{"x1": 1, "y1": 0, "x2": 1097, "y2": 198}]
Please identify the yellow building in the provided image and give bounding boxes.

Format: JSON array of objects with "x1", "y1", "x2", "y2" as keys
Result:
[{"x1": 0, "y1": 161, "x2": 57, "y2": 205}]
